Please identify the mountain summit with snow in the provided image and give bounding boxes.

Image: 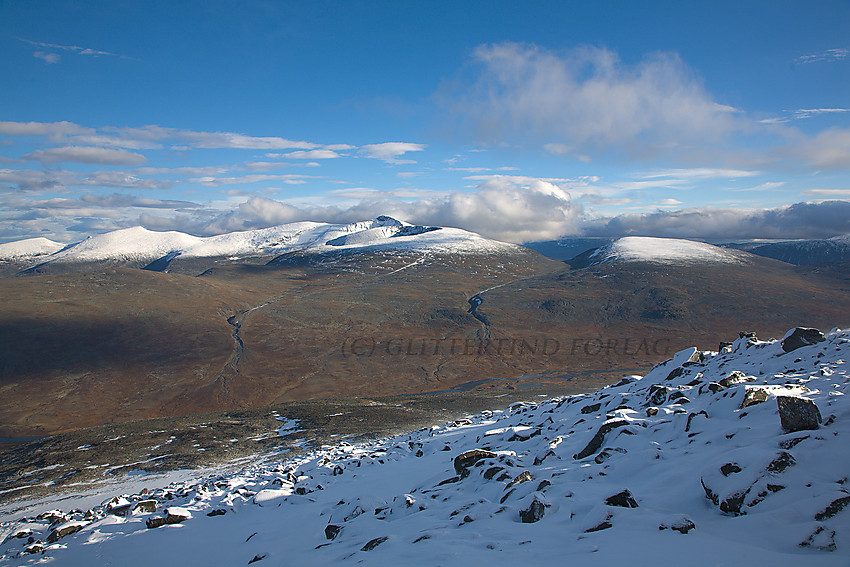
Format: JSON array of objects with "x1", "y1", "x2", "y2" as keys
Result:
[
  {"x1": 2, "y1": 326, "x2": 848, "y2": 565},
  {"x1": 0, "y1": 217, "x2": 520, "y2": 271},
  {"x1": 575, "y1": 236, "x2": 748, "y2": 266}
]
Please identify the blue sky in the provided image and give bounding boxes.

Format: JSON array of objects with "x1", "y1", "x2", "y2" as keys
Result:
[{"x1": 1, "y1": 0, "x2": 849, "y2": 244}]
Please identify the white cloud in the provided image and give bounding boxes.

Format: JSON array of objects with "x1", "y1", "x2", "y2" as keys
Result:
[
  {"x1": 276, "y1": 149, "x2": 343, "y2": 159},
  {"x1": 791, "y1": 128, "x2": 850, "y2": 169},
  {"x1": 639, "y1": 168, "x2": 760, "y2": 179},
  {"x1": 179, "y1": 131, "x2": 316, "y2": 150},
  {"x1": 803, "y1": 189, "x2": 850, "y2": 196},
  {"x1": 795, "y1": 48, "x2": 848, "y2": 64},
  {"x1": 18, "y1": 37, "x2": 135, "y2": 60},
  {"x1": 189, "y1": 173, "x2": 314, "y2": 186},
  {"x1": 360, "y1": 142, "x2": 426, "y2": 164},
  {"x1": 733, "y1": 181, "x2": 786, "y2": 192},
  {"x1": 0, "y1": 120, "x2": 91, "y2": 136},
  {"x1": 657, "y1": 198, "x2": 682, "y2": 205},
  {"x1": 33, "y1": 51, "x2": 60, "y2": 64},
  {"x1": 439, "y1": 43, "x2": 743, "y2": 157},
  {"x1": 23, "y1": 146, "x2": 147, "y2": 166}
]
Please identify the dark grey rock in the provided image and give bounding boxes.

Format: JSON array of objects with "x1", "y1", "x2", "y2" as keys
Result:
[
  {"x1": 776, "y1": 396, "x2": 821, "y2": 432},
  {"x1": 766, "y1": 451, "x2": 796, "y2": 474},
  {"x1": 781, "y1": 327, "x2": 825, "y2": 353},
  {"x1": 324, "y1": 524, "x2": 342, "y2": 540},
  {"x1": 574, "y1": 419, "x2": 629, "y2": 460},
  {"x1": 605, "y1": 489, "x2": 638, "y2": 508},
  {"x1": 815, "y1": 495, "x2": 850, "y2": 521},
  {"x1": 453, "y1": 449, "x2": 497, "y2": 476},
  {"x1": 506, "y1": 471, "x2": 532, "y2": 488},
  {"x1": 519, "y1": 498, "x2": 545, "y2": 523},
  {"x1": 361, "y1": 536, "x2": 388, "y2": 551},
  {"x1": 720, "y1": 463, "x2": 741, "y2": 476},
  {"x1": 133, "y1": 500, "x2": 157, "y2": 514}
]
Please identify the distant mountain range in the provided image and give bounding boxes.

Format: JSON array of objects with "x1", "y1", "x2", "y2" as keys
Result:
[{"x1": 722, "y1": 234, "x2": 850, "y2": 266}]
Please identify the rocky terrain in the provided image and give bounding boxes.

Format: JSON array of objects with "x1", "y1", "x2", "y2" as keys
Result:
[{"x1": 1, "y1": 326, "x2": 847, "y2": 565}]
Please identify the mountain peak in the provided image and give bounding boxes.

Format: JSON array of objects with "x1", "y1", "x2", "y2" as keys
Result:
[{"x1": 582, "y1": 236, "x2": 746, "y2": 266}]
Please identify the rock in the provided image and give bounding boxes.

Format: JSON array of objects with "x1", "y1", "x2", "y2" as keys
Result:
[
  {"x1": 720, "y1": 463, "x2": 741, "y2": 476},
  {"x1": 668, "y1": 391, "x2": 689, "y2": 405},
  {"x1": 536, "y1": 480, "x2": 552, "y2": 491},
  {"x1": 453, "y1": 449, "x2": 497, "y2": 476},
  {"x1": 646, "y1": 407, "x2": 659, "y2": 417},
  {"x1": 660, "y1": 517, "x2": 696, "y2": 534},
  {"x1": 248, "y1": 554, "x2": 266, "y2": 564},
  {"x1": 333, "y1": 465, "x2": 344, "y2": 476},
  {"x1": 324, "y1": 524, "x2": 342, "y2": 540},
  {"x1": 585, "y1": 518, "x2": 613, "y2": 532},
  {"x1": 719, "y1": 371, "x2": 751, "y2": 388},
  {"x1": 665, "y1": 367, "x2": 686, "y2": 381},
  {"x1": 207, "y1": 509, "x2": 227, "y2": 517},
  {"x1": 605, "y1": 489, "x2": 638, "y2": 508},
  {"x1": 506, "y1": 471, "x2": 533, "y2": 488},
  {"x1": 815, "y1": 495, "x2": 850, "y2": 521},
  {"x1": 701, "y1": 478, "x2": 746, "y2": 516},
  {"x1": 776, "y1": 396, "x2": 821, "y2": 432},
  {"x1": 766, "y1": 451, "x2": 796, "y2": 474},
  {"x1": 46, "y1": 521, "x2": 87, "y2": 543},
  {"x1": 706, "y1": 382, "x2": 723, "y2": 393},
  {"x1": 360, "y1": 536, "x2": 388, "y2": 551},
  {"x1": 781, "y1": 327, "x2": 825, "y2": 353},
  {"x1": 670, "y1": 518, "x2": 696, "y2": 534},
  {"x1": 741, "y1": 386, "x2": 770, "y2": 408},
  {"x1": 574, "y1": 419, "x2": 629, "y2": 460},
  {"x1": 580, "y1": 402, "x2": 601, "y2": 414},
  {"x1": 133, "y1": 500, "x2": 157, "y2": 514},
  {"x1": 648, "y1": 385, "x2": 671, "y2": 405},
  {"x1": 483, "y1": 466, "x2": 504, "y2": 480},
  {"x1": 799, "y1": 526, "x2": 836, "y2": 552},
  {"x1": 146, "y1": 507, "x2": 191, "y2": 529},
  {"x1": 519, "y1": 498, "x2": 546, "y2": 523}
]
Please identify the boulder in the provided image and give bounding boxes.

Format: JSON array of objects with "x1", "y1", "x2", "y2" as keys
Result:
[
  {"x1": 781, "y1": 327, "x2": 825, "y2": 353},
  {"x1": 133, "y1": 500, "x2": 157, "y2": 514},
  {"x1": 574, "y1": 419, "x2": 629, "y2": 460},
  {"x1": 605, "y1": 489, "x2": 638, "y2": 508},
  {"x1": 453, "y1": 449, "x2": 496, "y2": 476},
  {"x1": 519, "y1": 497, "x2": 545, "y2": 523},
  {"x1": 46, "y1": 521, "x2": 87, "y2": 543},
  {"x1": 741, "y1": 386, "x2": 770, "y2": 408},
  {"x1": 360, "y1": 536, "x2": 388, "y2": 551},
  {"x1": 506, "y1": 471, "x2": 532, "y2": 488},
  {"x1": 324, "y1": 524, "x2": 342, "y2": 540},
  {"x1": 776, "y1": 396, "x2": 821, "y2": 432}
]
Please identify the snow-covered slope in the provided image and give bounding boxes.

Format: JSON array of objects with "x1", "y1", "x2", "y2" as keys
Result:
[
  {"x1": 0, "y1": 217, "x2": 518, "y2": 266},
  {"x1": 2, "y1": 327, "x2": 848, "y2": 565},
  {"x1": 0, "y1": 238, "x2": 64, "y2": 259},
  {"x1": 584, "y1": 236, "x2": 746, "y2": 265}
]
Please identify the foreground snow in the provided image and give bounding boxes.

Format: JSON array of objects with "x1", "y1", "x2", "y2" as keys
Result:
[
  {"x1": 590, "y1": 236, "x2": 746, "y2": 265},
  {"x1": 2, "y1": 328, "x2": 849, "y2": 565},
  {"x1": 0, "y1": 217, "x2": 519, "y2": 265}
]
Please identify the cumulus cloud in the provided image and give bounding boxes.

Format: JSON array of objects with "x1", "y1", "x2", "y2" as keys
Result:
[
  {"x1": 584, "y1": 201, "x2": 850, "y2": 239},
  {"x1": 360, "y1": 142, "x2": 426, "y2": 164},
  {"x1": 438, "y1": 42, "x2": 742, "y2": 158},
  {"x1": 23, "y1": 146, "x2": 147, "y2": 166},
  {"x1": 0, "y1": 120, "x2": 91, "y2": 136},
  {"x1": 147, "y1": 176, "x2": 584, "y2": 243},
  {"x1": 178, "y1": 131, "x2": 316, "y2": 150}
]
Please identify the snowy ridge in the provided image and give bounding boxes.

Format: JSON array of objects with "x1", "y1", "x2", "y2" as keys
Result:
[
  {"x1": 589, "y1": 236, "x2": 746, "y2": 265},
  {"x1": 2, "y1": 327, "x2": 849, "y2": 565},
  {"x1": 0, "y1": 238, "x2": 64, "y2": 259},
  {"x1": 0, "y1": 217, "x2": 519, "y2": 264}
]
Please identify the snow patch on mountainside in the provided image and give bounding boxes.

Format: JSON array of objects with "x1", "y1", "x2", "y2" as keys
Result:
[
  {"x1": 590, "y1": 236, "x2": 746, "y2": 265},
  {"x1": 2, "y1": 327, "x2": 848, "y2": 565},
  {"x1": 0, "y1": 217, "x2": 518, "y2": 265},
  {"x1": 0, "y1": 238, "x2": 64, "y2": 259}
]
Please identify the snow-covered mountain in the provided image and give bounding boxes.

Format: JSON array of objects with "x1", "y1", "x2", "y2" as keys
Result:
[
  {"x1": 0, "y1": 217, "x2": 519, "y2": 268},
  {"x1": 0, "y1": 238, "x2": 64, "y2": 259},
  {"x1": 570, "y1": 236, "x2": 749, "y2": 267},
  {"x1": 2, "y1": 326, "x2": 847, "y2": 565}
]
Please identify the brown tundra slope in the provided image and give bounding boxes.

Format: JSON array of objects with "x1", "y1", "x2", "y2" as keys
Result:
[{"x1": 1, "y1": 244, "x2": 848, "y2": 438}]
